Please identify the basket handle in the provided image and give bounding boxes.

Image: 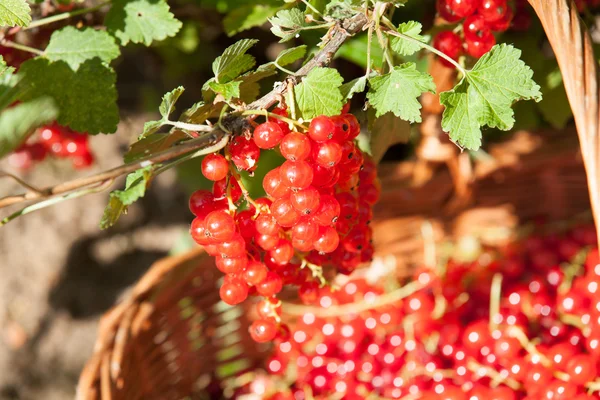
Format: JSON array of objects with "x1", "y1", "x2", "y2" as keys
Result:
[{"x1": 528, "y1": 0, "x2": 600, "y2": 249}]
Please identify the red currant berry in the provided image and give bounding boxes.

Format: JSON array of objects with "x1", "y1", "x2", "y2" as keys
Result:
[
  {"x1": 255, "y1": 233, "x2": 280, "y2": 251},
  {"x1": 213, "y1": 178, "x2": 242, "y2": 203},
  {"x1": 218, "y1": 234, "x2": 246, "y2": 258},
  {"x1": 312, "y1": 195, "x2": 341, "y2": 226},
  {"x1": 308, "y1": 116, "x2": 336, "y2": 142},
  {"x1": 256, "y1": 271, "x2": 283, "y2": 296},
  {"x1": 312, "y1": 165, "x2": 340, "y2": 188},
  {"x1": 436, "y1": 0, "x2": 463, "y2": 22},
  {"x1": 314, "y1": 226, "x2": 340, "y2": 253},
  {"x1": 215, "y1": 256, "x2": 247, "y2": 274},
  {"x1": 263, "y1": 167, "x2": 292, "y2": 199},
  {"x1": 463, "y1": 14, "x2": 491, "y2": 40},
  {"x1": 279, "y1": 132, "x2": 311, "y2": 161},
  {"x1": 229, "y1": 136, "x2": 260, "y2": 171},
  {"x1": 249, "y1": 318, "x2": 278, "y2": 343},
  {"x1": 253, "y1": 121, "x2": 285, "y2": 149},
  {"x1": 270, "y1": 239, "x2": 295, "y2": 265},
  {"x1": 465, "y1": 34, "x2": 496, "y2": 58},
  {"x1": 205, "y1": 210, "x2": 237, "y2": 242},
  {"x1": 189, "y1": 190, "x2": 214, "y2": 217},
  {"x1": 299, "y1": 281, "x2": 320, "y2": 304},
  {"x1": 255, "y1": 214, "x2": 280, "y2": 236},
  {"x1": 279, "y1": 160, "x2": 314, "y2": 190},
  {"x1": 312, "y1": 140, "x2": 343, "y2": 167},
  {"x1": 292, "y1": 218, "x2": 320, "y2": 242},
  {"x1": 201, "y1": 153, "x2": 229, "y2": 181},
  {"x1": 565, "y1": 354, "x2": 597, "y2": 385},
  {"x1": 190, "y1": 217, "x2": 213, "y2": 246},
  {"x1": 220, "y1": 279, "x2": 248, "y2": 305},
  {"x1": 433, "y1": 31, "x2": 463, "y2": 68},
  {"x1": 447, "y1": 0, "x2": 478, "y2": 18},
  {"x1": 271, "y1": 197, "x2": 301, "y2": 227},
  {"x1": 479, "y1": 0, "x2": 508, "y2": 23},
  {"x1": 291, "y1": 187, "x2": 321, "y2": 216},
  {"x1": 243, "y1": 260, "x2": 268, "y2": 285}
]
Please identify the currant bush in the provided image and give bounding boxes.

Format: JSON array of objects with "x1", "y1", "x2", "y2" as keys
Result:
[{"x1": 188, "y1": 107, "x2": 378, "y2": 342}]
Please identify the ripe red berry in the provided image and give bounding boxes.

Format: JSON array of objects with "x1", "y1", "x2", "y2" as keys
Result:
[
  {"x1": 299, "y1": 281, "x2": 320, "y2": 304},
  {"x1": 292, "y1": 218, "x2": 320, "y2": 242},
  {"x1": 269, "y1": 107, "x2": 291, "y2": 133},
  {"x1": 291, "y1": 187, "x2": 321, "y2": 216},
  {"x1": 256, "y1": 271, "x2": 283, "y2": 296},
  {"x1": 189, "y1": 190, "x2": 214, "y2": 217},
  {"x1": 271, "y1": 197, "x2": 301, "y2": 227},
  {"x1": 279, "y1": 160, "x2": 314, "y2": 190},
  {"x1": 312, "y1": 195, "x2": 341, "y2": 226},
  {"x1": 447, "y1": 0, "x2": 478, "y2": 18},
  {"x1": 219, "y1": 279, "x2": 248, "y2": 305},
  {"x1": 565, "y1": 354, "x2": 597, "y2": 384},
  {"x1": 312, "y1": 140, "x2": 343, "y2": 167},
  {"x1": 215, "y1": 256, "x2": 247, "y2": 274},
  {"x1": 270, "y1": 239, "x2": 295, "y2": 265},
  {"x1": 213, "y1": 178, "x2": 242, "y2": 202},
  {"x1": 253, "y1": 121, "x2": 285, "y2": 149},
  {"x1": 205, "y1": 210, "x2": 237, "y2": 242},
  {"x1": 218, "y1": 234, "x2": 246, "y2": 258},
  {"x1": 314, "y1": 226, "x2": 340, "y2": 253},
  {"x1": 309, "y1": 116, "x2": 336, "y2": 142},
  {"x1": 479, "y1": 0, "x2": 508, "y2": 23},
  {"x1": 436, "y1": 0, "x2": 463, "y2": 22},
  {"x1": 190, "y1": 217, "x2": 213, "y2": 246},
  {"x1": 250, "y1": 318, "x2": 278, "y2": 343},
  {"x1": 201, "y1": 153, "x2": 229, "y2": 181},
  {"x1": 255, "y1": 233, "x2": 280, "y2": 251},
  {"x1": 279, "y1": 132, "x2": 311, "y2": 161},
  {"x1": 489, "y1": 6, "x2": 514, "y2": 32},
  {"x1": 433, "y1": 31, "x2": 463, "y2": 68},
  {"x1": 255, "y1": 214, "x2": 280, "y2": 236},
  {"x1": 465, "y1": 34, "x2": 496, "y2": 58},
  {"x1": 463, "y1": 14, "x2": 491, "y2": 41},
  {"x1": 312, "y1": 165, "x2": 340, "y2": 188},
  {"x1": 243, "y1": 260, "x2": 268, "y2": 285},
  {"x1": 263, "y1": 167, "x2": 292, "y2": 199}
]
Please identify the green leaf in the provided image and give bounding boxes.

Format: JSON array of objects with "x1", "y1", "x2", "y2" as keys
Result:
[
  {"x1": 0, "y1": 0, "x2": 31, "y2": 27},
  {"x1": 223, "y1": 2, "x2": 283, "y2": 36},
  {"x1": 368, "y1": 111, "x2": 411, "y2": 163},
  {"x1": 19, "y1": 58, "x2": 119, "y2": 134},
  {"x1": 0, "y1": 55, "x2": 14, "y2": 78},
  {"x1": 238, "y1": 68, "x2": 277, "y2": 103},
  {"x1": 159, "y1": 86, "x2": 184, "y2": 119},
  {"x1": 212, "y1": 39, "x2": 258, "y2": 83},
  {"x1": 181, "y1": 101, "x2": 223, "y2": 124},
  {"x1": 44, "y1": 27, "x2": 120, "y2": 70},
  {"x1": 340, "y1": 76, "x2": 367, "y2": 100},
  {"x1": 100, "y1": 166, "x2": 156, "y2": 229},
  {"x1": 105, "y1": 0, "x2": 182, "y2": 46},
  {"x1": 390, "y1": 21, "x2": 424, "y2": 56},
  {"x1": 440, "y1": 44, "x2": 542, "y2": 150},
  {"x1": 269, "y1": 9, "x2": 307, "y2": 42},
  {"x1": 125, "y1": 130, "x2": 187, "y2": 163},
  {"x1": 140, "y1": 120, "x2": 163, "y2": 139},
  {"x1": 294, "y1": 67, "x2": 343, "y2": 119},
  {"x1": 275, "y1": 45, "x2": 307, "y2": 66},
  {"x1": 325, "y1": 0, "x2": 361, "y2": 18},
  {"x1": 367, "y1": 63, "x2": 435, "y2": 122},
  {"x1": 208, "y1": 80, "x2": 241, "y2": 101},
  {"x1": 0, "y1": 97, "x2": 57, "y2": 158}
]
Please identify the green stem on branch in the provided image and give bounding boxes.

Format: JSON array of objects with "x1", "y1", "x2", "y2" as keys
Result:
[
  {"x1": 24, "y1": 1, "x2": 111, "y2": 30},
  {"x1": 0, "y1": 40, "x2": 42, "y2": 55},
  {"x1": 242, "y1": 109, "x2": 308, "y2": 130}
]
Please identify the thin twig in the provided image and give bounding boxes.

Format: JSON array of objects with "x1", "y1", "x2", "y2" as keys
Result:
[
  {"x1": 24, "y1": 1, "x2": 110, "y2": 30},
  {"x1": 0, "y1": 171, "x2": 45, "y2": 194},
  {"x1": 0, "y1": 40, "x2": 43, "y2": 55},
  {"x1": 0, "y1": 131, "x2": 227, "y2": 209}
]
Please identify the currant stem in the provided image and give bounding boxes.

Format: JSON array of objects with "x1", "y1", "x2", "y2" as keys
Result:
[
  {"x1": 506, "y1": 326, "x2": 552, "y2": 367},
  {"x1": 241, "y1": 109, "x2": 308, "y2": 130},
  {"x1": 24, "y1": 1, "x2": 110, "y2": 30},
  {"x1": 283, "y1": 279, "x2": 425, "y2": 317},
  {"x1": 299, "y1": 258, "x2": 327, "y2": 287},
  {"x1": 165, "y1": 121, "x2": 214, "y2": 132},
  {"x1": 381, "y1": 25, "x2": 467, "y2": 78},
  {"x1": 0, "y1": 171, "x2": 45, "y2": 194},
  {"x1": 466, "y1": 359, "x2": 521, "y2": 390},
  {"x1": 0, "y1": 40, "x2": 43, "y2": 55},
  {"x1": 489, "y1": 273, "x2": 503, "y2": 331},
  {"x1": 227, "y1": 162, "x2": 260, "y2": 212}
]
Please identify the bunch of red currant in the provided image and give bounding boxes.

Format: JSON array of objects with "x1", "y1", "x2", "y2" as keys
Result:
[
  {"x1": 8, "y1": 122, "x2": 94, "y2": 170},
  {"x1": 240, "y1": 224, "x2": 600, "y2": 399},
  {"x1": 433, "y1": 0, "x2": 532, "y2": 66},
  {"x1": 188, "y1": 106, "x2": 379, "y2": 343}
]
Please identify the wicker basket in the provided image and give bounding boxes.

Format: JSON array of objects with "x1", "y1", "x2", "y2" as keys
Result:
[{"x1": 77, "y1": 0, "x2": 600, "y2": 398}]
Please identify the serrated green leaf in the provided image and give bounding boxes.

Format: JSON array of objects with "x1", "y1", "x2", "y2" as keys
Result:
[
  {"x1": 294, "y1": 67, "x2": 343, "y2": 119},
  {"x1": 368, "y1": 111, "x2": 411, "y2": 163},
  {"x1": 44, "y1": 27, "x2": 120, "y2": 70},
  {"x1": 181, "y1": 101, "x2": 222, "y2": 123},
  {"x1": 0, "y1": 55, "x2": 14, "y2": 79},
  {"x1": 125, "y1": 130, "x2": 187, "y2": 163},
  {"x1": 223, "y1": 2, "x2": 282, "y2": 36},
  {"x1": 238, "y1": 69, "x2": 277, "y2": 103},
  {"x1": 100, "y1": 166, "x2": 156, "y2": 229},
  {"x1": 140, "y1": 120, "x2": 163, "y2": 139},
  {"x1": 0, "y1": 97, "x2": 57, "y2": 158},
  {"x1": 340, "y1": 76, "x2": 367, "y2": 100},
  {"x1": 390, "y1": 21, "x2": 424, "y2": 56},
  {"x1": 159, "y1": 86, "x2": 184, "y2": 119},
  {"x1": 0, "y1": 0, "x2": 31, "y2": 27},
  {"x1": 275, "y1": 45, "x2": 307, "y2": 66},
  {"x1": 440, "y1": 44, "x2": 542, "y2": 150},
  {"x1": 212, "y1": 39, "x2": 257, "y2": 83},
  {"x1": 367, "y1": 63, "x2": 435, "y2": 122},
  {"x1": 105, "y1": 0, "x2": 182, "y2": 46},
  {"x1": 208, "y1": 80, "x2": 241, "y2": 101},
  {"x1": 19, "y1": 58, "x2": 119, "y2": 134},
  {"x1": 269, "y1": 9, "x2": 307, "y2": 42},
  {"x1": 325, "y1": 0, "x2": 361, "y2": 18}
]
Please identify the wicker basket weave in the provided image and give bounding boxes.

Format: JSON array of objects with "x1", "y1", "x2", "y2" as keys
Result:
[{"x1": 77, "y1": 0, "x2": 600, "y2": 398}]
